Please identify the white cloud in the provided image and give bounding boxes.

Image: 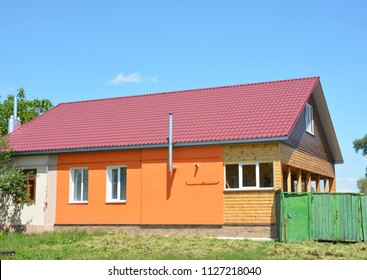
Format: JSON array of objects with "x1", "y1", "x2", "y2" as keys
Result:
[
  {"x1": 337, "y1": 177, "x2": 358, "y2": 182},
  {"x1": 108, "y1": 72, "x2": 142, "y2": 85},
  {"x1": 346, "y1": 177, "x2": 358, "y2": 182},
  {"x1": 108, "y1": 72, "x2": 159, "y2": 85},
  {"x1": 147, "y1": 77, "x2": 159, "y2": 83},
  {"x1": 336, "y1": 177, "x2": 359, "y2": 193},
  {"x1": 337, "y1": 187, "x2": 358, "y2": 193}
]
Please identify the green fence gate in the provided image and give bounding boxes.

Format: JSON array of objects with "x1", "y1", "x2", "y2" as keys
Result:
[{"x1": 276, "y1": 190, "x2": 367, "y2": 243}]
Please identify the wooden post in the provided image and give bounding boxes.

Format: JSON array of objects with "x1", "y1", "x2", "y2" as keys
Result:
[
  {"x1": 297, "y1": 169, "x2": 302, "y2": 192},
  {"x1": 316, "y1": 175, "x2": 321, "y2": 192},
  {"x1": 324, "y1": 177, "x2": 329, "y2": 192},
  {"x1": 330, "y1": 177, "x2": 336, "y2": 192},
  {"x1": 287, "y1": 166, "x2": 292, "y2": 192},
  {"x1": 306, "y1": 172, "x2": 312, "y2": 192}
]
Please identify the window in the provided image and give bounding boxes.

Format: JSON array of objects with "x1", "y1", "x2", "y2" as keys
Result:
[
  {"x1": 23, "y1": 169, "x2": 37, "y2": 202},
  {"x1": 242, "y1": 164, "x2": 256, "y2": 187},
  {"x1": 69, "y1": 168, "x2": 88, "y2": 203},
  {"x1": 305, "y1": 103, "x2": 314, "y2": 134},
  {"x1": 106, "y1": 166, "x2": 126, "y2": 203},
  {"x1": 259, "y1": 163, "x2": 274, "y2": 188},
  {"x1": 225, "y1": 163, "x2": 274, "y2": 190},
  {"x1": 225, "y1": 164, "x2": 239, "y2": 188}
]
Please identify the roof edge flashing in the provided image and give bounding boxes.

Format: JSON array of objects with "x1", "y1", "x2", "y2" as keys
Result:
[{"x1": 13, "y1": 136, "x2": 289, "y2": 156}]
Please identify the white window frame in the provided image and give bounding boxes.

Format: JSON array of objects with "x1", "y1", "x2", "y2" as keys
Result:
[
  {"x1": 69, "y1": 167, "x2": 88, "y2": 204},
  {"x1": 106, "y1": 166, "x2": 127, "y2": 203},
  {"x1": 240, "y1": 163, "x2": 260, "y2": 189},
  {"x1": 224, "y1": 162, "x2": 274, "y2": 191},
  {"x1": 305, "y1": 103, "x2": 314, "y2": 135}
]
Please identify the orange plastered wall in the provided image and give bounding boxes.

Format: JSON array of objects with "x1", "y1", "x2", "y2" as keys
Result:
[
  {"x1": 55, "y1": 146, "x2": 224, "y2": 225},
  {"x1": 141, "y1": 146, "x2": 224, "y2": 224},
  {"x1": 56, "y1": 150, "x2": 142, "y2": 224}
]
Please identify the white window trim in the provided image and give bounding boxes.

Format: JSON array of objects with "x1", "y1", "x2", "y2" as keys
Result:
[
  {"x1": 69, "y1": 167, "x2": 88, "y2": 204},
  {"x1": 239, "y1": 163, "x2": 260, "y2": 189},
  {"x1": 106, "y1": 166, "x2": 127, "y2": 203},
  {"x1": 305, "y1": 103, "x2": 314, "y2": 135},
  {"x1": 224, "y1": 162, "x2": 274, "y2": 191}
]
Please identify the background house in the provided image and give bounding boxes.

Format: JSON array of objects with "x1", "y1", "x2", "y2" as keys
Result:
[{"x1": 4, "y1": 76, "x2": 343, "y2": 238}]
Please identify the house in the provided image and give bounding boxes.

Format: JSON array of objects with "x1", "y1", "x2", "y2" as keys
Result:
[{"x1": 3, "y1": 76, "x2": 343, "y2": 238}]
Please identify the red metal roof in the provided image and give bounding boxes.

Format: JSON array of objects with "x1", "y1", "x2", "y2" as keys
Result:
[{"x1": 7, "y1": 77, "x2": 320, "y2": 153}]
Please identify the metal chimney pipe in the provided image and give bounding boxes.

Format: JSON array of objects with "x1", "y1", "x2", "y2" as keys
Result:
[
  {"x1": 14, "y1": 96, "x2": 18, "y2": 120},
  {"x1": 168, "y1": 113, "x2": 173, "y2": 172},
  {"x1": 9, "y1": 96, "x2": 21, "y2": 133},
  {"x1": 8, "y1": 115, "x2": 14, "y2": 133}
]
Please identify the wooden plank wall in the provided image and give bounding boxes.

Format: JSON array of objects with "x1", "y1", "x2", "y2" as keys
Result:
[
  {"x1": 224, "y1": 191, "x2": 276, "y2": 224},
  {"x1": 280, "y1": 143, "x2": 335, "y2": 178},
  {"x1": 223, "y1": 143, "x2": 280, "y2": 225},
  {"x1": 283, "y1": 94, "x2": 334, "y2": 162},
  {"x1": 224, "y1": 142, "x2": 280, "y2": 163}
]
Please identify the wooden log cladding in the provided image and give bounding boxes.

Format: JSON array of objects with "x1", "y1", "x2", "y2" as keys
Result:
[
  {"x1": 224, "y1": 191, "x2": 275, "y2": 225},
  {"x1": 273, "y1": 160, "x2": 282, "y2": 190},
  {"x1": 280, "y1": 143, "x2": 335, "y2": 178},
  {"x1": 223, "y1": 143, "x2": 282, "y2": 190},
  {"x1": 224, "y1": 143, "x2": 280, "y2": 163}
]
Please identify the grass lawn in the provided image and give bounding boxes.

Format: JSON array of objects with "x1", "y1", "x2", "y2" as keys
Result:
[{"x1": 1, "y1": 230, "x2": 367, "y2": 260}]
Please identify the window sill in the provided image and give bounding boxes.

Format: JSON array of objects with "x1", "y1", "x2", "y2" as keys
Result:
[
  {"x1": 224, "y1": 188, "x2": 274, "y2": 192},
  {"x1": 68, "y1": 201, "x2": 88, "y2": 205},
  {"x1": 106, "y1": 200, "x2": 127, "y2": 204}
]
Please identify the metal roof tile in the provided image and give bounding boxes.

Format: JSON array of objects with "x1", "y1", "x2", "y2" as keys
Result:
[{"x1": 7, "y1": 77, "x2": 320, "y2": 152}]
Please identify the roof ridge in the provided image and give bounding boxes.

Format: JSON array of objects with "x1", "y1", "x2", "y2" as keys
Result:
[{"x1": 58, "y1": 76, "x2": 320, "y2": 106}]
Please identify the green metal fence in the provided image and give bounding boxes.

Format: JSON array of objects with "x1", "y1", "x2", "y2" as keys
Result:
[
  {"x1": 361, "y1": 195, "x2": 367, "y2": 242},
  {"x1": 276, "y1": 190, "x2": 367, "y2": 243}
]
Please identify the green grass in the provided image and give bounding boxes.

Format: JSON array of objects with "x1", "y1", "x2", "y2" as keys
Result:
[{"x1": 1, "y1": 230, "x2": 367, "y2": 260}]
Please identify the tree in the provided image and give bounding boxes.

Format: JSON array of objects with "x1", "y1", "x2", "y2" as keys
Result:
[
  {"x1": 354, "y1": 134, "x2": 367, "y2": 194},
  {"x1": 354, "y1": 134, "x2": 367, "y2": 176},
  {"x1": 0, "y1": 139, "x2": 29, "y2": 226},
  {"x1": 357, "y1": 178, "x2": 367, "y2": 195},
  {"x1": 0, "y1": 88, "x2": 53, "y2": 136},
  {"x1": 353, "y1": 134, "x2": 367, "y2": 157},
  {"x1": 0, "y1": 139, "x2": 27, "y2": 202},
  {"x1": 0, "y1": 88, "x2": 51, "y2": 226}
]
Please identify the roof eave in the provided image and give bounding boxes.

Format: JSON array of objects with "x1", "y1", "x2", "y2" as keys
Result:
[
  {"x1": 13, "y1": 136, "x2": 289, "y2": 156},
  {"x1": 312, "y1": 81, "x2": 344, "y2": 164}
]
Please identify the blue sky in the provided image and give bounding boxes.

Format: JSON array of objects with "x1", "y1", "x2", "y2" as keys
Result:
[{"x1": 0, "y1": 0, "x2": 366, "y2": 192}]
